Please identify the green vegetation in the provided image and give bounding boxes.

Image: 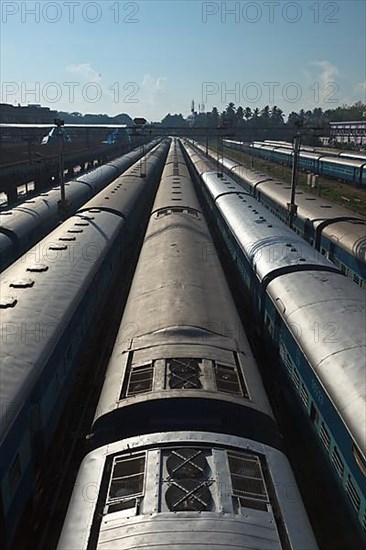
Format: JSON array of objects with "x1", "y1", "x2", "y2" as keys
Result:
[{"x1": 158, "y1": 101, "x2": 366, "y2": 148}]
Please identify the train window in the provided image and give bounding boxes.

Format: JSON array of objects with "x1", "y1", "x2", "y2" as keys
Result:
[
  {"x1": 228, "y1": 452, "x2": 269, "y2": 511},
  {"x1": 292, "y1": 369, "x2": 300, "y2": 390},
  {"x1": 126, "y1": 364, "x2": 153, "y2": 396},
  {"x1": 166, "y1": 358, "x2": 202, "y2": 389},
  {"x1": 319, "y1": 422, "x2": 331, "y2": 451},
  {"x1": 353, "y1": 274, "x2": 360, "y2": 285},
  {"x1": 332, "y1": 447, "x2": 344, "y2": 478},
  {"x1": 352, "y1": 445, "x2": 366, "y2": 476},
  {"x1": 284, "y1": 354, "x2": 292, "y2": 374},
  {"x1": 106, "y1": 453, "x2": 146, "y2": 514},
  {"x1": 346, "y1": 476, "x2": 361, "y2": 512},
  {"x1": 300, "y1": 384, "x2": 309, "y2": 407},
  {"x1": 8, "y1": 453, "x2": 22, "y2": 493},
  {"x1": 214, "y1": 364, "x2": 243, "y2": 396}
]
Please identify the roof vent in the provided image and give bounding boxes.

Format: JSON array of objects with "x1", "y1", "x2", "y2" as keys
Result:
[
  {"x1": 9, "y1": 279, "x2": 34, "y2": 289},
  {"x1": 48, "y1": 244, "x2": 67, "y2": 251},
  {"x1": 165, "y1": 479, "x2": 212, "y2": 512},
  {"x1": 165, "y1": 448, "x2": 212, "y2": 512},
  {"x1": 167, "y1": 358, "x2": 202, "y2": 389},
  {"x1": 0, "y1": 296, "x2": 17, "y2": 309},
  {"x1": 26, "y1": 264, "x2": 48, "y2": 272},
  {"x1": 167, "y1": 448, "x2": 207, "y2": 479}
]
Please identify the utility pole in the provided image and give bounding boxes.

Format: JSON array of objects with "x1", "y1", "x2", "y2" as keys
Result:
[
  {"x1": 133, "y1": 118, "x2": 147, "y2": 177},
  {"x1": 55, "y1": 119, "x2": 69, "y2": 216},
  {"x1": 288, "y1": 121, "x2": 303, "y2": 229}
]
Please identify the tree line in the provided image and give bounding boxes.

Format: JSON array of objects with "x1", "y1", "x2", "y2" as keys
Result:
[{"x1": 158, "y1": 101, "x2": 366, "y2": 146}]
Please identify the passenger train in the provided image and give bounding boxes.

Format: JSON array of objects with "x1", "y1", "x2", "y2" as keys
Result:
[
  {"x1": 225, "y1": 140, "x2": 366, "y2": 186},
  {"x1": 182, "y1": 140, "x2": 366, "y2": 535},
  {"x1": 192, "y1": 141, "x2": 366, "y2": 288},
  {"x1": 57, "y1": 140, "x2": 318, "y2": 549},
  {"x1": 0, "y1": 141, "x2": 169, "y2": 548},
  {"x1": 0, "y1": 140, "x2": 161, "y2": 272},
  {"x1": 256, "y1": 141, "x2": 366, "y2": 162}
]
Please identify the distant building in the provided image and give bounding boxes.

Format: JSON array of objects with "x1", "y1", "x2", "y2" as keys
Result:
[
  {"x1": 0, "y1": 103, "x2": 58, "y2": 144},
  {"x1": 0, "y1": 103, "x2": 57, "y2": 124},
  {"x1": 329, "y1": 120, "x2": 366, "y2": 147}
]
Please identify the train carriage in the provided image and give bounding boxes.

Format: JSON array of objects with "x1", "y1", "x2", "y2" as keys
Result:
[
  {"x1": 58, "y1": 432, "x2": 317, "y2": 550},
  {"x1": 0, "y1": 141, "x2": 169, "y2": 548},
  {"x1": 57, "y1": 140, "x2": 318, "y2": 549},
  {"x1": 0, "y1": 141, "x2": 161, "y2": 272},
  {"x1": 193, "y1": 141, "x2": 366, "y2": 287},
  {"x1": 183, "y1": 141, "x2": 366, "y2": 535}
]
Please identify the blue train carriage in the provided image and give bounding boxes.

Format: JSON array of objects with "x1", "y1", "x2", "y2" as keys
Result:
[
  {"x1": 227, "y1": 140, "x2": 366, "y2": 186},
  {"x1": 57, "y1": 432, "x2": 318, "y2": 550},
  {"x1": 183, "y1": 143, "x2": 366, "y2": 532},
  {"x1": 264, "y1": 270, "x2": 366, "y2": 530},
  {"x1": 0, "y1": 141, "x2": 169, "y2": 547},
  {"x1": 57, "y1": 139, "x2": 318, "y2": 549},
  {"x1": 0, "y1": 141, "x2": 161, "y2": 272},
  {"x1": 0, "y1": 211, "x2": 127, "y2": 546},
  {"x1": 91, "y1": 139, "x2": 276, "y2": 447},
  {"x1": 319, "y1": 156, "x2": 366, "y2": 186},
  {"x1": 249, "y1": 183, "x2": 366, "y2": 287},
  {"x1": 218, "y1": 155, "x2": 366, "y2": 288},
  {"x1": 320, "y1": 219, "x2": 366, "y2": 286},
  {"x1": 297, "y1": 151, "x2": 321, "y2": 173}
]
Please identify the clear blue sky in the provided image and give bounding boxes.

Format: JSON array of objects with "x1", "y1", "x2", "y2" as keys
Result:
[{"x1": 1, "y1": 0, "x2": 365, "y2": 121}]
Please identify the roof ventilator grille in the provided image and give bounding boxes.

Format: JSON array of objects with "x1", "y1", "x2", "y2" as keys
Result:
[
  {"x1": 165, "y1": 448, "x2": 213, "y2": 512},
  {"x1": 167, "y1": 358, "x2": 202, "y2": 389}
]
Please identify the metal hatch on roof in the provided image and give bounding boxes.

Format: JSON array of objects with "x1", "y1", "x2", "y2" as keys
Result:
[
  {"x1": 9, "y1": 278, "x2": 34, "y2": 288},
  {"x1": 0, "y1": 296, "x2": 17, "y2": 308},
  {"x1": 27, "y1": 264, "x2": 48, "y2": 272},
  {"x1": 48, "y1": 244, "x2": 68, "y2": 251}
]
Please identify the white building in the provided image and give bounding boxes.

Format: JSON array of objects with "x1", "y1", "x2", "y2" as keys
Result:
[{"x1": 329, "y1": 120, "x2": 366, "y2": 147}]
